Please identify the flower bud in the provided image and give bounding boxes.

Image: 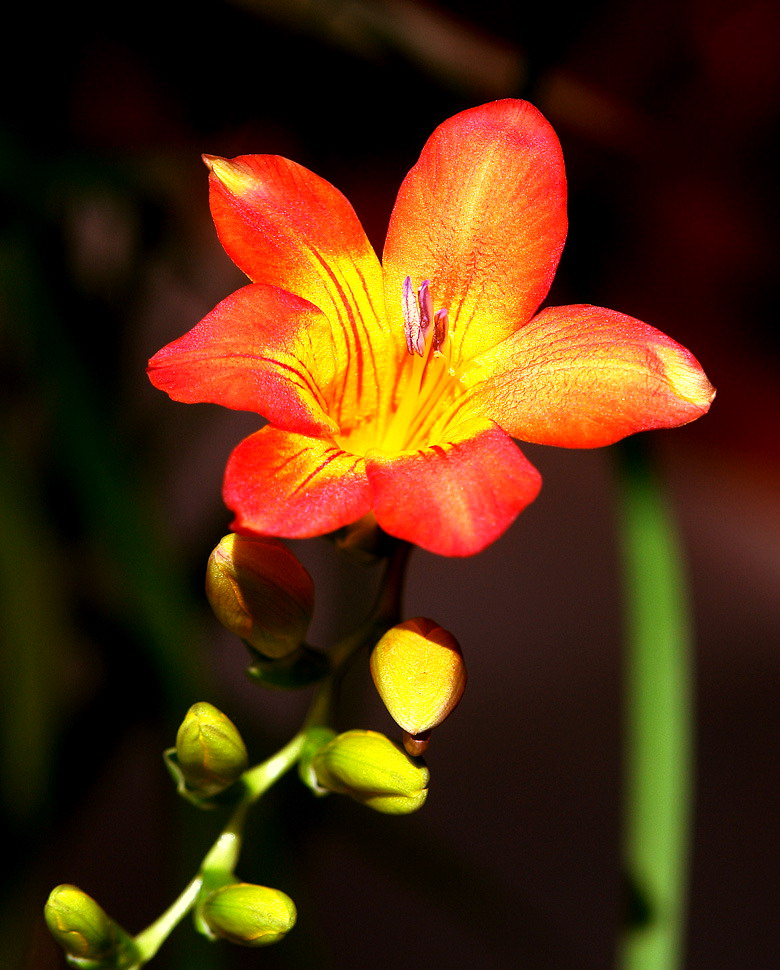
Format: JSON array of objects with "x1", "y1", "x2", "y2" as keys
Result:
[
  {"x1": 370, "y1": 618, "x2": 466, "y2": 752},
  {"x1": 175, "y1": 702, "x2": 248, "y2": 798},
  {"x1": 44, "y1": 884, "x2": 138, "y2": 968},
  {"x1": 311, "y1": 729, "x2": 429, "y2": 814},
  {"x1": 206, "y1": 534, "x2": 314, "y2": 659},
  {"x1": 201, "y1": 883, "x2": 296, "y2": 947}
]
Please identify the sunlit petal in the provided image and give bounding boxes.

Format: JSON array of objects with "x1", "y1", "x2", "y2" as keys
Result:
[
  {"x1": 366, "y1": 416, "x2": 541, "y2": 556},
  {"x1": 462, "y1": 305, "x2": 715, "y2": 447},
  {"x1": 148, "y1": 283, "x2": 339, "y2": 436},
  {"x1": 225, "y1": 427, "x2": 371, "y2": 538},
  {"x1": 383, "y1": 100, "x2": 567, "y2": 365},
  {"x1": 205, "y1": 154, "x2": 398, "y2": 429}
]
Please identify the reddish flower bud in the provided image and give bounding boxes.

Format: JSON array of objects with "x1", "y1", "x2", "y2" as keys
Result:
[{"x1": 206, "y1": 534, "x2": 314, "y2": 659}]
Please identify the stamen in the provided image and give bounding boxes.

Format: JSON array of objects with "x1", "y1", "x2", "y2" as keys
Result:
[
  {"x1": 402, "y1": 276, "x2": 423, "y2": 355},
  {"x1": 387, "y1": 279, "x2": 456, "y2": 452},
  {"x1": 418, "y1": 280, "x2": 433, "y2": 333},
  {"x1": 433, "y1": 308, "x2": 448, "y2": 352},
  {"x1": 402, "y1": 278, "x2": 441, "y2": 356}
]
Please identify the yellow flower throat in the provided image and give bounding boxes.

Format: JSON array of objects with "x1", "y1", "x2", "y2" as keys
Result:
[{"x1": 380, "y1": 277, "x2": 462, "y2": 453}]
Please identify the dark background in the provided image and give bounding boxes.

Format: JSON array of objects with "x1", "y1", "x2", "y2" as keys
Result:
[{"x1": 3, "y1": 1, "x2": 778, "y2": 967}]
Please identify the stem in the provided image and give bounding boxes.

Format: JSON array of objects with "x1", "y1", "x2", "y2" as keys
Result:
[
  {"x1": 202, "y1": 732, "x2": 308, "y2": 876},
  {"x1": 616, "y1": 439, "x2": 693, "y2": 970},
  {"x1": 199, "y1": 539, "x2": 412, "y2": 882},
  {"x1": 329, "y1": 538, "x2": 411, "y2": 671},
  {"x1": 130, "y1": 733, "x2": 307, "y2": 963},
  {"x1": 128, "y1": 538, "x2": 414, "y2": 964},
  {"x1": 132, "y1": 876, "x2": 203, "y2": 964}
]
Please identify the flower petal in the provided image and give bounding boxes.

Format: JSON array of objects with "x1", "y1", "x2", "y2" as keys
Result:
[
  {"x1": 147, "y1": 283, "x2": 339, "y2": 437},
  {"x1": 205, "y1": 154, "x2": 396, "y2": 429},
  {"x1": 206, "y1": 153, "x2": 383, "y2": 317},
  {"x1": 225, "y1": 427, "x2": 371, "y2": 538},
  {"x1": 383, "y1": 99, "x2": 567, "y2": 365},
  {"x1": 365, "y1": 418, "x2": 541, "y2": 556},
  {"x1": 462, "y1": 305, "x2": 716, "y2": 447}
]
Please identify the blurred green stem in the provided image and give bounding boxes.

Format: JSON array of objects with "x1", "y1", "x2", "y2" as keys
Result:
[{"x1": 616, "y1": 439, "x2": 693, "y2": 970}]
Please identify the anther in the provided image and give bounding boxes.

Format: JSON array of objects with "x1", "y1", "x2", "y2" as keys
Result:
[
  {"x1": 418, "y1": 280, "x2": 433, "y2": 333},
  {"x1": 403, "y1": 278, "x2": 443, "y2": 357},
  {"x1": 402, "y1": 277, "x2": 422, "y2": 355},
  {"x1": 433, "y1": 308, "x2": 448, "y2": 352}
]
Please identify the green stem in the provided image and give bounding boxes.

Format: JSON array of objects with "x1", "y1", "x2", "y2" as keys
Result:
[
  {"x1": 329, "y1": 538, "x2": 411, "y2": 670},
  {"x1": 131, "y1": 732, "x2": 307, "y2": 962},
  {"x1": 129, "y1": 537, "x2": 413, "y2": 965},
  {"x1": 132, "y1": 876, "x2": 203, "y2": 965},
  {"x1": 616, "y1": 439, "x2": 693, "y2": 970},
  {"x1": 202, "y1": 732, "x2": 308, "y2": 876}
]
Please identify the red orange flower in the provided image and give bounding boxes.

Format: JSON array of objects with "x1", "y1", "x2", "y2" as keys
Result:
[{"x1": 148, "y1": 100, "x2": 714, "y2": 556}]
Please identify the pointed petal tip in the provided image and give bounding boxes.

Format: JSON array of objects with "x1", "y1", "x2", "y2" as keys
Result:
[
  {"x1": 657, "y1": 345, "x2": 716, "y2": 413},
  {"x1": 146, "y1": 345, "x2": 171, "y2": 381},
  {"x1": 202, "y1": 154, "x2": 256, "y2": 197}
]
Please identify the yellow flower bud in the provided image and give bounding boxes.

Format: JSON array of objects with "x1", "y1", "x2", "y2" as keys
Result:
[
  {"x1": 370, "y1": 618, "x2": 466, "y2": 749},
  {"x1": 44, "y1": 884, "x2": 138, "y2": 967},
  {"x1": 201, "y1": 883, "x2": 296, "y2": 947},
  {"x1": 175, "y1": 702, "x2": 248, "y2": 798},
  {"x1": 311, "y1": 729, "x2": 429, "y2": 814},
  {"x1": 206, "y1": 534, "x2": 314, "y2": 659}
]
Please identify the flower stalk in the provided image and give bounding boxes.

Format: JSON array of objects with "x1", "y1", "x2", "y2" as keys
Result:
[
  {"x1": 616, "y1": 438, "x2": 693, "y2": 970},
  {"x1": 120, "y1": 537, "x2": 413, "y2": 966}
]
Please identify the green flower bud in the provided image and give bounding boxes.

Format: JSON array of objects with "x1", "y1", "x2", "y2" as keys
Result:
[
  {"x1": 174, "y1": 702, "x2": 248, "y2": 798},
  {"x1": 370, "y1": 617, "x2": 466, "y2": 754},
  {"x1": 201, "y1": 883, "x2": 296, "y2": 947},
  {"x1": 311, "y1": 729, "x2": 429, "y2": 814},
  {"x1": 44, "y1": 884, "x2": 138, "y2": 969},
  {"x1": 206, "y1": 534, "x2": 314, "y2": 659}
]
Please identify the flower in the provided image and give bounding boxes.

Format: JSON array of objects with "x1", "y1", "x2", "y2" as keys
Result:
[{"x1": 148, "y1": 100, "x2": 714, "y2": 556}]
